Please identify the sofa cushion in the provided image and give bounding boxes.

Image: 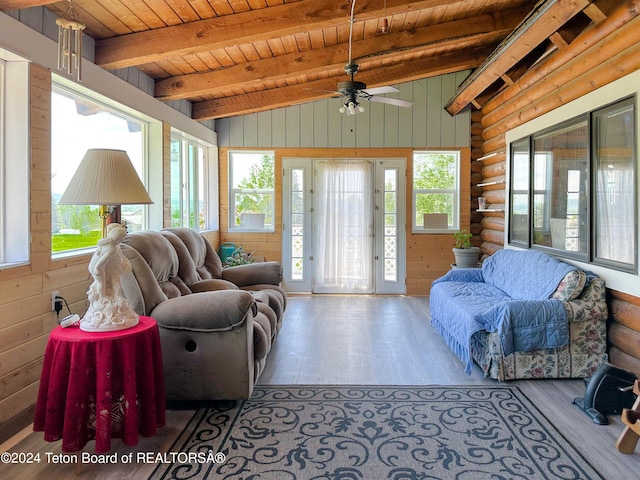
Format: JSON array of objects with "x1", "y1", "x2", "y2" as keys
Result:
[
  {"x1": 123, "y1": 231, "x2": 184, "y2": 299},
  {"x1": 482, "y1": 249, "x2": 576, "y2": 300},
  {"x1": 551, "y1": 269, "x2": 587, "y2": 301},
  {"x1": 152, "y1": 290, "x2": 255, "y2": 331},
  {"x1": 161, "y1": 230, "x2": 202, "y2": 287},
  {"x1": 120, "y1": 243, "x2": 168, "y2": 316},
  {"x1": 252, "y1": 312, "x2": 271, "y2": 361},
  {"x1": 165, "y1": 227, "x2": 223, "y2": 279}
]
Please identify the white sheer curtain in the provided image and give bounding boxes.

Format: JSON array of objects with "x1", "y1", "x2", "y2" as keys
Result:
[
  {"x1": 596, "y1": 164, "x2": 635, "y2": 265},
  {"x1": 594, "y1": 100, "x2": 636, "y2": 266},
  {"x1": 314, "y1": 159, "x2": 373, "y2": 293}
]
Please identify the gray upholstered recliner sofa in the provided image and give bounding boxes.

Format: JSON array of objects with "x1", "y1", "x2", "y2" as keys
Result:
[
  {"x1": 120, "y1": 230, "x2": 283, "y2": 401},
  {"x1": 161, "y1": 227, "x2": 286, "y2": 332}
]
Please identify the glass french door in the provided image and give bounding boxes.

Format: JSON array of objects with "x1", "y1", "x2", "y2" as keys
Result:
[
  {"x1": 282, "y1": 158, "x2": 405, "y2": 294},
  {"x1": 313, "y1": 159, "x2": 373, "y2": 293}
]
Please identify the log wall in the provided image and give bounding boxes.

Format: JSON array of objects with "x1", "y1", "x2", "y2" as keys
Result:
[{"x1": 475, "y1": 1, "x2": 640, "y2": 377}]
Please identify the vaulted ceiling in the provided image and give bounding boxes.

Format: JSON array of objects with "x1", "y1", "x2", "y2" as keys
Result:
[{"x1": 0, "y1": 0, "x2": 618, "y2": 120}]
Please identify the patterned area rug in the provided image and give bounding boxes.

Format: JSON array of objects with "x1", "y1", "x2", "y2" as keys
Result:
[{"x1": 150, "y1": 385, "x2": 602, "y2": 480}]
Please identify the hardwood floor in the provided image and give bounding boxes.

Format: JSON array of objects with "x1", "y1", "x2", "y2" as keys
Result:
[{"x1": 1, "y1": 295, "x2": 638, "y2": 479}]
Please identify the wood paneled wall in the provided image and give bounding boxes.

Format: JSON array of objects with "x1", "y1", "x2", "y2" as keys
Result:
[
  {"x1": 474, "y1": 3, "x2": 640, "y2": 377},
  {"x1": 0, "y1": 71, "x2": 209, "y2": 444},
  {"x1": 216, "y1": 72, "x2": 473, "y2": 294},
  {"x1": 218, "y1": 147, "x2": 470, "y2": 295},
  {"x1": 0, "y1": 8, "x2": 217, "y2": 444},
  {"x1": 216, "y1": 73, "x2": 471, "y2": 149},
  {"x1": 0, "y1": 64, "x2": 93, "y2": 443},
  {"x1": 407, "y1": 148, "x2": 471, "y2": 294}
]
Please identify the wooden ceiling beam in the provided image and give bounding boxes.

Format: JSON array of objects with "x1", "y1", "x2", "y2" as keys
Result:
[
  {"x1": 583, "y1": 3, "x2": 607, "y2": 22},
  {"x1": 155, "y1": 10, "x2": 525, "y2": 101},
  {"x1": 94, "y1": 0, "x2": 518, "y2": 69},
  {"x1": 549, "y1": 31, "x2": 569, "y2": 48},
  {"x1": 192, "y1": 46, "x2": 493, "y2": 120},
  {"x1": 0, "y1": 0, "x2": 58, "y2": 9},
  {"x1": 445, "y1": 0, "x2": 592, "y2": 116}
]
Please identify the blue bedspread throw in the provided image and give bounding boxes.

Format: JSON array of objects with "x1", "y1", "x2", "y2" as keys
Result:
[
  {"x1": 478, "y1": 299, "x2": 568, "y2": 355},
  {"x1": 430, "y1": 249, "x2": 576, "y2": 374}
]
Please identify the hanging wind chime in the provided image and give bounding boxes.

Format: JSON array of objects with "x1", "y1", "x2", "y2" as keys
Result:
[{"x1": 56, "y1": 0, "x2": 85, "y2": 81}]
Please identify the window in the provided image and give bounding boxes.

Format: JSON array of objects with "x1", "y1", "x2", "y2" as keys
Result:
[
  {"x1": 413, "y1": 151, "x2": 460, "y2": 232},
  {"x1": 51, "y1": 81, "x2": 148, "y2": 254},
  {"x1": 0, "y1": 58, "x2": 5, "y2": 263},
  {"x1": 170, "y1": 130, "x2": 208, "y2": 229},
  {"x1": 593, "y1": 99, "x2": 636, "y2": 268},
  {"x1": 509, "y1": 138, "x2": 530, "y2": 246},
  {"x1": 383, "y1": 168, "x2": 399, "y2": 281},
  {"x1": 0, "y1": 53, "x2": 29, "y2": 267},
  {"x1": 532, "y1": 117, "x2": 589, "y2": 258},
  {"x1": 509, "y1": 97, "x2": 636, "y2": 272},
  {"x1": 229, "y1": 151, "x2": 275, "y2": 231},
  {"x1": 288, "y1": 167, "x2": 305, "y2": 280}
]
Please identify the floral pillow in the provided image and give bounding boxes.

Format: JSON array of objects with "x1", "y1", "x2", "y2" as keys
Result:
[{"x1": 552, "y1": 269, "x2": 587, "y2": 301}]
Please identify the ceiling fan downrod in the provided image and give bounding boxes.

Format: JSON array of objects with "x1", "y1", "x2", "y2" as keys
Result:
[{"x1": 339, "y1": 1, "x2": 364, "y2": 115}]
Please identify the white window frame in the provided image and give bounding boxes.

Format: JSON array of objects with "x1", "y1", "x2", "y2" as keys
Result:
[
  {"x1": 0, "y1": 58, "x2": 5, "y2": 263},
  {"x1": 170, "y1": 129, "x2": 213, "y2": 230},
  {"x1": 0, "y1": 52, "x2": 30, "y2": 268},
  {"x1": 51, "y1": 78, "x2": 153, "y2": 256},
  {"x1": 228, "y1": 150, "x2": 276, "y2": 232},
  {"x1": 412, "y1": 150, "x2": 461, "y2": 234}
]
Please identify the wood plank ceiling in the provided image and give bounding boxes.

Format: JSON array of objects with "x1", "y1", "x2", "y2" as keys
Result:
[{"x1": 0, "y1": 0, "x2": 617, "y2": 120}]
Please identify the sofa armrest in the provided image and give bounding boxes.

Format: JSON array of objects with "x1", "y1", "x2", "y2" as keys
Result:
[
  {"x1": 222, "y1": 261, "x2": 282, "y2": 287},
  {"x1": 433, "y1": 268, "x2": 484, "y2": 286},
  {"x1": 150, "y1": 290, "x2": 255, "y2": 331},
  {"x1": 565, "y1": 276, "x2": 608, "y2": 323}
]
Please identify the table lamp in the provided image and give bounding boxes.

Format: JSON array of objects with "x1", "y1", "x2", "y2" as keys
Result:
[
  {"x1": 58, "y1": 148, "x2": 153, "y2": 331},
  {"x1": 58, "y1": 148, "x2": 153, "y2": 237}
]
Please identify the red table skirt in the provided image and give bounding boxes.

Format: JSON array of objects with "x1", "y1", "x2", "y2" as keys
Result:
[{"x1": 33, "y1": 316, "x2": 166, "y2": 453}]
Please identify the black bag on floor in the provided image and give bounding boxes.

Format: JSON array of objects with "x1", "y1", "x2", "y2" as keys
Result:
[{"x1": 573, "y1": 363, "x2": 637, "y2": 425}]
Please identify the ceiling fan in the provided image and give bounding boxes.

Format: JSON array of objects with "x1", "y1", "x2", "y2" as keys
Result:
[{"x1": 335, "y1": 0, "x2": 413, "y2": 115}]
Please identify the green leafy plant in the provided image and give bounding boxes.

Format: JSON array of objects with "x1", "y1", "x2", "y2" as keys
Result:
[
  {"x1": 453, "y1": 229, "x2": 473, "y2": 249},
  {"x1": 222, "y1": 249, "x2": 256, "y2": 268}
]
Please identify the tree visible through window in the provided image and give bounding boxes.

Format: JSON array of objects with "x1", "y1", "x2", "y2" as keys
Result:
[
  {"x1": 412, "y1": 151, "x2": 460, "y2": 232},
  {"x1": 229, "y1": 151, "x2": 275, "y2": 231}
]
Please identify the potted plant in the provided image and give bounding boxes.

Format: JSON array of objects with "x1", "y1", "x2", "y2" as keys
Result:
[{"x1": 452, "y1": 229, "x2": 480, "y2": 268}]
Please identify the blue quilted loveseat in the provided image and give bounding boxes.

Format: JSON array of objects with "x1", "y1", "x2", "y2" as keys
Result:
[{"x1": 430, "y1": 249, "x2": 608, "y2": 380}]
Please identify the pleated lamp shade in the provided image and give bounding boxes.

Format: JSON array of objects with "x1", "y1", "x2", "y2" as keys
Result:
[{"x1": 59, "y1": 148, "x2": 153, "y2": 205}]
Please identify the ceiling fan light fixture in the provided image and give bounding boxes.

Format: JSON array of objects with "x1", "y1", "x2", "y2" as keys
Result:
[{"x1": 333, "y1": 0, "x2": 411, "y2": 117}]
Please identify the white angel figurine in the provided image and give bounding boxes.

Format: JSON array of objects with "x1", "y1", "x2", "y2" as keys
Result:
[{"x1": 81, "y1": 223, "x2": 139, "y2": 332}]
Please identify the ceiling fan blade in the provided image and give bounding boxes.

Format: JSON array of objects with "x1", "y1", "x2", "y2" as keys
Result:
[
  {"x1": 362, "y1": 86, "x2": 398, "y2": 95},
  {"x1": 369, "y1": 96, "x2": 413, "y2": 108},
  {"x1": 304, "y1": 87, "x2": 341, "y2": 95}
]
